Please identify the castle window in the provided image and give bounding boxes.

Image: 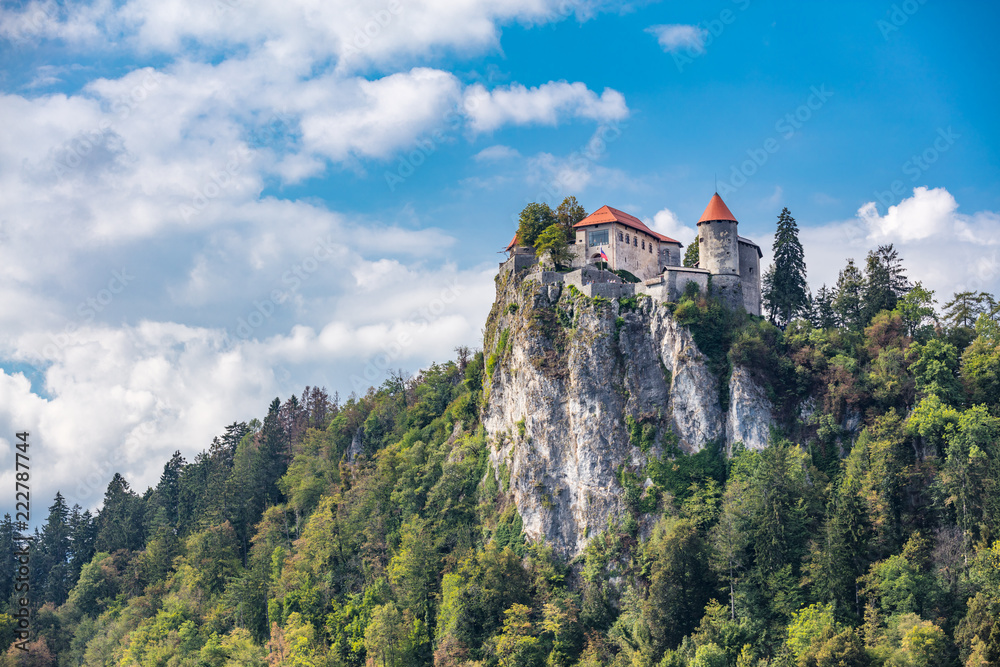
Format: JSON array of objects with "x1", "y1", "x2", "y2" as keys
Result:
[
  {"x1": 649, "y1": 244, "x2": 653, "y2": 253},
  {"x1": 641, "y1": 240, "x2": 645, "y2": 250},
  {"x1": 634, "y1": 237, "x2": 638, "y2": 247},
  {"x1": 625, "y1": 234, "x2": 629, "y2": 244},
  {"x1": 618, "y1": 231, "x2": 623, "y2": 241},
  {"x1": 588, "y1": 230, "x2": 609, "y2": 247}
]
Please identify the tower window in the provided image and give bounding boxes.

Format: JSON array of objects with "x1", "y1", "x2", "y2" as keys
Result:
[
  {"x1": 618, "y1": 231, "x2": 623, "y2": 241},
  {"x1": 641, "y1": 240, "x2": 645, "y2": 250},
  {"x1": 634, "y1": 237, "x2": 638, "y2": 247},
  {"x1": 625, "y1": 234, "x2": 629, "y2": 244}
]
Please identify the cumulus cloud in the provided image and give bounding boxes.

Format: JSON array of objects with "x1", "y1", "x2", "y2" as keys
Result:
[
  {"x1": 0, "y1": 257, "x2": 495, "y2": 515},
  {"x1": 464, "y1": 81, "x2": 628, "y2": 133},
  {"x1": 648, "y1": 207, "x2": 696, "y2": 243},
  {"x1": 798, "y1": 186, "x2": 1000, "y2": 299},
  {"x1": 0, "y1": 0, "x2": 633, "y2": 520},
  {"x1": 646, "y1": 24, "x2": 707, "y2": 53},
  {"x1": 0, "y1": 0, "x2": 607, "y2": 68}
]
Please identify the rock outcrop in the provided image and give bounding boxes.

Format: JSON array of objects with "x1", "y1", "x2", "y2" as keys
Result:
[{"x1": 482, "y1": 269, "x2": 774, "y2": 556}]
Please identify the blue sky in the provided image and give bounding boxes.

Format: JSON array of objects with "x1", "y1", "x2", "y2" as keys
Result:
[{"x1": 1, "y1": 0, "x2": 998, "y2": 515}]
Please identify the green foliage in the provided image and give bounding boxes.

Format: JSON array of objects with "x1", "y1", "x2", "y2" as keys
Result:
[
  {"x1": 961, "y1": 335, "x2": 1000, "y2": 406},
  {"x1": 894, "y1": 282, "x2": 937, "y2": 341},
  {"x1": 863, "y1": 244, "x2": 911, "y2": 324},
  {"x1": 17, "y1": 239, "x2": 1000, "y2": 667},
  {"x1": 486, "y1": 328, "x2": 510, "y2": 379},
  {"x1": 672, "y1": 290, "x2": 746, "y2": 409},
  {"x1": 556, "y1": 196, "x2": 587, "y2": 236},
  {"x1": 517, "y1": 202, "x2": 557, "y2": 247},
  {"x1": 762, "y1": 207, "x2": 809, "y2": 327},
  {"x1": 911, "y1": 338, "x2": 963, "y2": 405},
  {"x1": 787, "y1": 603, "x2": 839, "y2": 663},
  {"x1": 684, "y1": 236, "x2": 699, "y2": 268},
  {"x1": 612, "y1": 268, "x2": 641, "y2": 283},
  {"x1": 625, "y1": 414, "x2": 657, "y2": 453},
  {"x1": 535, "y1": 223, "x2": 573, "y2": 267},
  {"x1": 834, "y1": 258, "x2": 866, "y2": 330}
]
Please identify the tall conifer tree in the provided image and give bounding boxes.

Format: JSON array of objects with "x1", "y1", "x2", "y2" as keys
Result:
[{"x1": 762, "y1": 207, "x2": 808, "y2": 327}]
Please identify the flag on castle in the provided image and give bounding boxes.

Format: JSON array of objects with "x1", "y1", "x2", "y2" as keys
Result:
[{"x1": 600, "y1": 247, "x2": 609, "y2": 263}]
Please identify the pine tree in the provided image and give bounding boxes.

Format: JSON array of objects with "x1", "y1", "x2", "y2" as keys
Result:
[
  {"x1": 834, "y1": 259, "x2": 866, "y2": 330},
  {"x1": 96, "y1": 473, "x2": 146, "y2": 553},
  {"x1": 38, "y1": 492, "x2": 72, "y2": 605},
  {"x1": 862, "y1": 244, "x2": 910, "y2": 323},
  {"x1": 943, "y1": 291, "x2": 990, "y2": 329},
  {"x1": 153, "y1": 451, "x2": 186, "y2": 532},
  {"x1": 0, "y1": 513, "x2": 15, "y2": 604},
  {"x1": 762, "y1": 208, "x2": 808, "y2": 327},
  {"x1": 813, "y1": 284, "x2": 836, "y2": 329},
  {"x1": 68, "y1": 505, "x2": 97, "y2": 582}
]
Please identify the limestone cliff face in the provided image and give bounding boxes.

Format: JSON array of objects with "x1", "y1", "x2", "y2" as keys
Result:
[{"x1": 482, "y1": 270, "x2": 774, "y2": 556}]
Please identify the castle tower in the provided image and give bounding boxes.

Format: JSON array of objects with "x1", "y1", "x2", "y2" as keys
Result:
[
  {"x1": 697, "y1": 193, "x2": 744, "y2": 310},
  {"x1": 697, "y1": 193, "x2": 740, "y2": 276}
]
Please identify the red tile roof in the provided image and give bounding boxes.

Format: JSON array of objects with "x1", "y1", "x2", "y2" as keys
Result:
[
  {"x1": 505, "y1": 233, "x2": 520, "y2": 251},
  {"x1": 574, "y1": 205, "x2": 681, "y2": 244},
  {"x1": 698, "y1": 193, "x2": 738, "y2": 223}
]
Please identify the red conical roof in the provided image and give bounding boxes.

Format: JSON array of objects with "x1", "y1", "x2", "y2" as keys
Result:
[{"x1": 698, "y1": 193, "x2": 738, "y2": 223}]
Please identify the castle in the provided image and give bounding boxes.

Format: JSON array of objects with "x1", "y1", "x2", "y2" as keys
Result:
[{"x1": 502, "y1": 193, "x2": 762, "y2": 316}]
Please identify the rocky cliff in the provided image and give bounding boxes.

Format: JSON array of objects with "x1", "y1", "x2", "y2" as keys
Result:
[{"x1": 482, "y1": 268, "x2": 774, "y2": 557}]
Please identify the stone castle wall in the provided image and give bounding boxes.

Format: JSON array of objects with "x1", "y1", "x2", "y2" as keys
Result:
[{"x1": 698, "y1": 219, "x2": 739, "y2": 276}]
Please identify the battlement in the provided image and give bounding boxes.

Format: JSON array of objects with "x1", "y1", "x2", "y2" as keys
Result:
[{"x1": 500, "y1": 255, "x2": 711, "y2": 303}]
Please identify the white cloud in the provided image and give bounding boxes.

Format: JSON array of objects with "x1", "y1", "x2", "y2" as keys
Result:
[
  {"x1": 525, "y1": 151, "x2": 629, "y2": 195},
  {"x1": 464, "y1": 81, "x2": 628, "y2": 133},
  {"x1": 474, "y1": 144, "x2": 521, "y2": 161},
  {"x1": 1, "y1": 0, "x2": 608, "y2": 69},
  {"x1": 648, "y1": 207, "x2": 695, "y2": 243},
  {"x1": 798, "y1": 186, "x2": 1000, "y2": 299},
  {"x1": 859, "y1": 185, "x2": 958, "y2": 243},
  {"x1": 0, "y1": 258, "x2": 495, "y2": 514},
  {"x1": 646, "y1": 24, "x2": 707, "y2": 53},
  {"x1": 0, "y1": 0, "x2": 633, "y2": 520}
]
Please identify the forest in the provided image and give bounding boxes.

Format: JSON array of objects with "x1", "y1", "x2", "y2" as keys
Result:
[{"x1": 2, "y1": 207, "x2": 1000, "y2": 667}]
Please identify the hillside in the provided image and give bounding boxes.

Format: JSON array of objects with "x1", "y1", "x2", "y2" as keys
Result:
[{"x1": 3, "y1": 248, "x2": 1000, "y2": 667}]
